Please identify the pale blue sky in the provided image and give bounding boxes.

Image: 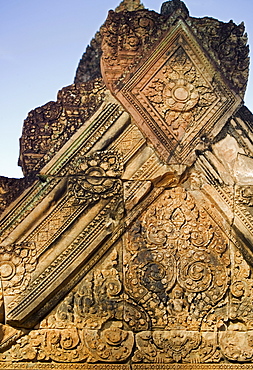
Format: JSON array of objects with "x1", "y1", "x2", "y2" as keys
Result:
[{"x1": 1, "y1": 0, "x2": 253, "y2": 178}]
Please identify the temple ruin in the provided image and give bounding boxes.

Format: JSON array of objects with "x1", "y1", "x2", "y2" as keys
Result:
[{"x1": 0, "y1": 0, "x2": 253, "y2": 368}]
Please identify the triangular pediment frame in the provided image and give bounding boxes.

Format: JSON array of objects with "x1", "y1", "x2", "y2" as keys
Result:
[
  {"x1": 0, "y1": 97, "x2": 132, "y2": 327},
  {"x1": 0, "y1": 91, "x2": 174, "y2": 328},
  {"x1": 0, "y1": 10, "x2": 253, "y2": 359}
]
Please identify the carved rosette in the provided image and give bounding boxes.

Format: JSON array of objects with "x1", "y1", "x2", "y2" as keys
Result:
[
  {"x1": 68, "y1": 151, "x2": 123, "y2": 204},
  {"x1": 101, "y1": 6, "x2": 249, "y2": 96},
  {"x1": 84, "y1": 324, "x2": 134, "y2": 362},
  {"x1": 0, "y1": 243, "x2": 37, "y2": 296}
]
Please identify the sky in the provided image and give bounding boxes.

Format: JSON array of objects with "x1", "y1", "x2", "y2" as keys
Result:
[{"x1": 1, "y1": 0, "x2": 253, "y2": 178}]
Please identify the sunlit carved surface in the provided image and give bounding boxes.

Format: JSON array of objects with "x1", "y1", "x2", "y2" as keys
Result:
[{"x1": 0, "y1": 0, "x2": 253, "y2": 368}]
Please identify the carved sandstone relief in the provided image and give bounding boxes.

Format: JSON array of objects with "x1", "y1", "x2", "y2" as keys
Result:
[
  {"x1": 1, "y1": 0, "x2": 253, "y2": 368},
  {"x1": 0, "y1": 101, "x2": 126, "y2": 246},
  {"x1": 19, "y1": 80, "x2": 105, "y2": 176},
  {"x1": 3, "y1": 150, "x2": 125, "y2": 327},
  {"x1": 124, "y1": 187, "x2": 230, "y2": 332},
  {"x1": 0, "y1": 248, "x2": 135, "y2": 363},
  {"x1": 21, "y1": 150, "x2": 124, "y2": 256},
  {"x1": 2, "y1": 186, "x2": 253, "y2": 364},
  {"x1": 0, "y1": 243, "x2": 37, "y2": 297},
  {"x1": 68, "y1": 150, "x2": 123, "y2": 204},
  {"x1": 101, "y1": 5, "x2": 248, "y2": 96},
  {"x1": 101, "y1": 7, "x2": 243, "y2": 164}
]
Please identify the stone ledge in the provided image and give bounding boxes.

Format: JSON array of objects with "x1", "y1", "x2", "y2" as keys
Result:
[{"x1": 1, "y1": 364, "x2": 253, "y2": 370}]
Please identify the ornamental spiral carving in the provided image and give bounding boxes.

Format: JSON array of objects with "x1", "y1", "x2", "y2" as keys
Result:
[
  {"x1": 68, "y1": 150, "x2": 123, "y2": 204},
  {"x1": 125, "y1": 187, "x2": 229, "y2": 330},
  {"x1": 144, "y1": 47, "x2": 217, "y2": 139},
  {"x1": 0, "y1": 242, "x2": 37, "y2": 296}
]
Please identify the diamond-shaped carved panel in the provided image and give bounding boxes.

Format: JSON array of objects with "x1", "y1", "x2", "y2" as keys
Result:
[{"x1": 113, "y1": 20, "x2": 242, "y2": 164}]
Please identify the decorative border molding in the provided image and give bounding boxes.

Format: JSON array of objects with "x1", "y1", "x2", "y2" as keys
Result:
[
  {"x1": 0, "y1": 362, "x2": 253, "y2": 369},
  {"x1": 115, "y1": 20, "x2": 241, "y2": 164},
  {"x1": 0, "y1": 103, "x2": 125, "y2": 244}
]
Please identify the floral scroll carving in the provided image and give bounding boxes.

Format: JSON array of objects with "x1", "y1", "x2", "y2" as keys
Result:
[
  {"x1": 0, "y1": 250, "x2": 136, "y2": 363},
  {"x1": 1, "y1": 1, "x2": 253, "y2": 367},
  {"x1": 190, "y1": 17, "x2": 249, "y2": 96},
  {"x1": 125, "y1": 187, "x2": 229, "y2": 331},
  {"x1": 144, "y1": 47, "x2": 216, "y2": 139},
  {"x1": 0, "y1": 242, "x2": 37, "y2": 296},
  {"x1": 101, "y1": 6, "x2": 242, "y2": 164},
  {"x1": 3, "y1": 187, "x2": 253, "y2": 364},
  {"x1": 101, "y1": 10, "x2": 166, "y2": 87},
  {"x1": 229, "y1": 248, "x2": 253, "y2": 330}
]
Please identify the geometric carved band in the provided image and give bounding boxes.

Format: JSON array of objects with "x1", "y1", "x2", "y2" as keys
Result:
[{"x1": 135, "y1": 366, "x2": 253, "y2": 370}]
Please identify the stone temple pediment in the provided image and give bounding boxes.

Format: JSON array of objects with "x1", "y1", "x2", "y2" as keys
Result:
[
  {"x1": 1, "y1": 0, "x2": 253, "y2": 368},
  {"x1": 101, "y1": 16, "x2": 242, "y2": 164}
]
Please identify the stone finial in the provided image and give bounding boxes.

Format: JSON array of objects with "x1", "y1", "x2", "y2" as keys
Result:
[
  {"x1": 161, "y1": 0, "x2": 189, "y2": 18},
  {"x1": 115, "y1": 0, "x2": 144, "y2": 12}
]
